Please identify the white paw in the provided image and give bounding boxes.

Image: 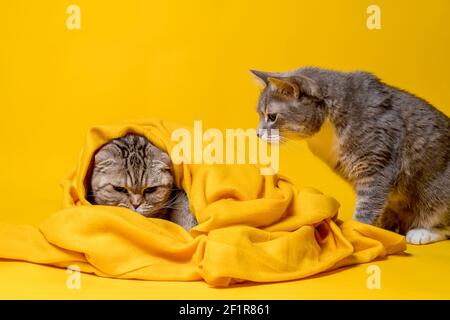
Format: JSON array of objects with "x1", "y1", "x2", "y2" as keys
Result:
[{"x1": 406, "y1": 228, "x2": 446, "y2": 245}]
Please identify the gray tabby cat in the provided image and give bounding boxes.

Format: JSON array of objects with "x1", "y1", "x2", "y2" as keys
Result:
[
  {"x1": 252, "y1": 67, "x2": 450, "y2": 245},
  {"x1": 89, "y1": 134, "x2": 197, "y2": 230}
]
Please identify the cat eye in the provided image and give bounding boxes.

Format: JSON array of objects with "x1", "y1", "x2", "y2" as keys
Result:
[
  {"x1": 113, "y1": 186, "x2": 128, "y2": 194},
  {"x1": 267, "y1": 113, "x2": 278, "y2": 123},
  {"x1": 144, "y1": 186, "x2": 158, "y2": 194}
]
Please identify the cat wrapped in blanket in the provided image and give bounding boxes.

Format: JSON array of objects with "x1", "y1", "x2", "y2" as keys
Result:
[{"x1": 89, "y1": 133, "x2": 197, "y2": 230}]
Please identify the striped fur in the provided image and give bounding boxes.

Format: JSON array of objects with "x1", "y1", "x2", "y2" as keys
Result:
[
  {"x1": 252, "y1": 67, "x2": 450, "y2": 244},
  {"x1": 89, "y1": 134, "x2": 197, "y2": 230}
]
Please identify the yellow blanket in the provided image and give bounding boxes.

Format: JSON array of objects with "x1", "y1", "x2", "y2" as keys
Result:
[{"x1": 0, "y1": 119, "x2": 406, "y2": 286}]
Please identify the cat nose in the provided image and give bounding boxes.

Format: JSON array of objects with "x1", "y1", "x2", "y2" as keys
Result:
[
  {"x1": 257, "y1": 128, "x2": 269, "y2": 139},
  {"x1": 130, "y1": 195, "x2": 142, "y2": 208},
  {"x1": 257, "y1": 129, "x2": 264, "y2": 138}
]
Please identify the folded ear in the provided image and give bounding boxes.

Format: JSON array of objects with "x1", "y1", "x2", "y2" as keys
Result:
[
  {"x1": 146, "y1": 144, "x2": 171, "y2": 170},
  {"x1": 268, "y1": 75, "x2": 322, "y2": 99},
  {"x1": 94, "y1": 143, "x2": 120, "y2": 165},
  {"x1": 151, "y1": 159, "x2": 171, "y2": 171}
]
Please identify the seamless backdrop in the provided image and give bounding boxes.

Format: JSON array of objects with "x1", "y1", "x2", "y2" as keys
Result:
[
  {"x1": 0, "y1": 0, "x2": 449, "y2": 226},
  {"x1": 0, "y1": 0, "x2": 449, "y2": 300}
]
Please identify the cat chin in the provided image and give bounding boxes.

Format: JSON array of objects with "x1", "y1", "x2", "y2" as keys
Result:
[
  {"x1": 135, "y1": 208, "x2": 153, "y2": 216},
  {"x1": 261, "y1": 136, "x2": 281, "y2": 144},
  {"x1": 135, "y1": 208, "x2": 167, "y2": 219},
  {"x1": 259, "y1": 131, "x2": 281, "y2": 144},
  {"x1": 136, "y1": 211, "x2": 158, "y2": 218}
]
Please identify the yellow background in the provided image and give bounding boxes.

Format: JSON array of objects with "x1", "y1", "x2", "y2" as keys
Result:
[
  {"x1": 0, "y1": 0, "x2": 449, "y2": 299},
  {"x1": 1, "y1": 0, "x2": 450, "y2": 225}
]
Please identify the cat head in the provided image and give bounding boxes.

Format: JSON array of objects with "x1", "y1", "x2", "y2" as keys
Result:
[
  {"x1": 90, "y1": 134, "x2": 174, "y2": 217},
  {"x1": 251, "y1": 70, "x2": 326, "y2": 142}
]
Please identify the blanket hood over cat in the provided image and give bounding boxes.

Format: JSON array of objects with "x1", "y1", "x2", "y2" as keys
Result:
[{"x1": 0, "y1": 119, "x2": 406, "y2": 286}]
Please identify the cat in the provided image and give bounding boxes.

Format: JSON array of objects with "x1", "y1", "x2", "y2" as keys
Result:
[
  {"x1": 251, "y1": 67, "x2": 450, "y2": 245},
  {"x1": 89, "y1": 133, "x2": 197, "y2": 231}
]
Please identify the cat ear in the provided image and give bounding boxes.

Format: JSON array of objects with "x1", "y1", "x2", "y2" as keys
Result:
[
  {"x1": 268, "y1": 75, "x2": 322, "y2": 99},
  {"x1": 292, "y1": 75, "x2": 322, "y2": 99},
  {"x1": 146, "y1": 144, "x2": 171, "y2": 170},
  {"x1": 151, "y1": 159, "x2": 170, "y2": 170},
  {"x1": 267, "y1": 77, "x2": 300, "y2": 99},
  {"x1": 251, "y1": 70, "x2": 323, "y2": 99},
  {"x1": 94, "y1": 144, "x2": 120, "y2": 164},
  {"x1": 250, "y1": 70, "x2": 271, "y2": 86}
]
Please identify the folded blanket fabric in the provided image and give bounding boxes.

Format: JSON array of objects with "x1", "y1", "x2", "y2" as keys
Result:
[{"x1": 0, "y1": 119, "x2": 406, "y2": 286}]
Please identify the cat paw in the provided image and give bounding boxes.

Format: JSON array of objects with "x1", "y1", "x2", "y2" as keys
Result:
[{"x1": 406, "y1": 228, "x2": 446, "y2": 245}]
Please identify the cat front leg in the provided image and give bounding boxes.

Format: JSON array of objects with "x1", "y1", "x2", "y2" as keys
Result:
[
  {"x1": 169, "y1": 190, "x2": 198, "y2": 231},
  {"x1": 352, "y1": 175, "x2": 393, "y2": 225}
]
